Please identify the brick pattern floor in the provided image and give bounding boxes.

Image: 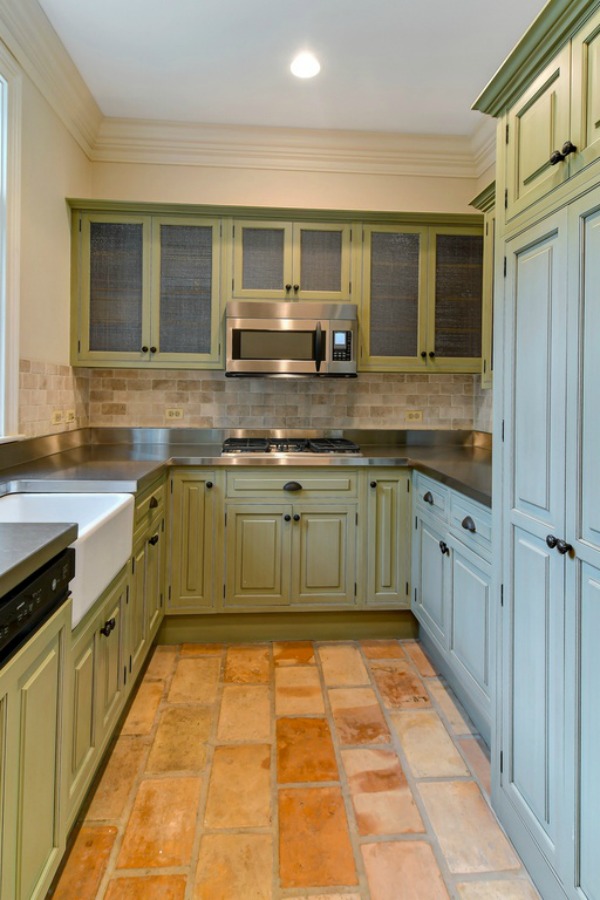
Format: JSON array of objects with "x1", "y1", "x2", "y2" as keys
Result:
[{"x1": 50, "y1": 639, "x2": 540, "y2": 899}]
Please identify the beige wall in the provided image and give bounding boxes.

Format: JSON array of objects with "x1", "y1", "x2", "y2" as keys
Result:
[
  {"x1": 19, "y1": 76, "x2": 92, "y2": 365},
  {"x1": 91, "y1": 161, "x2": 480, "y2": 216}
]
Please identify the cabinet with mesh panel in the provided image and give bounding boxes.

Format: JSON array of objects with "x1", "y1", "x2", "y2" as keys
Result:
[
  {"x1": 231, "y1": 219, "x2": 354, "y2": 302},
  {"x1": 360, "y1": 223, "x2": 483, "y2": 373},
  {"x1": 72, "y1": 212, "x2": 222, "y2": 368}
]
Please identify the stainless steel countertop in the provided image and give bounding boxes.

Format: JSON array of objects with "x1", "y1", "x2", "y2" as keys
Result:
[
  {"x1": 0, "y1": 522, "x2": 78, "y2": 598},
  {"x1": 0, "y1": 432, "x2": 491, "y2": 507}
]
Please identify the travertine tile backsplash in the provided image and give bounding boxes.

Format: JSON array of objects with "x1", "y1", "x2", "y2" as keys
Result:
[{"x1": 20, "y1": 361, "x2": 493, "y2": 438}]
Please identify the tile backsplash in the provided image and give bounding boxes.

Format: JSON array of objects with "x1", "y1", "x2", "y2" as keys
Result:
[{"x1": 20, "y1": 361, "x2": 493, "y2": 437}]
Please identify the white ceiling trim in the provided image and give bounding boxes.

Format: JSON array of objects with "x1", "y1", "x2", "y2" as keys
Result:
[
  {"x1": 0, "y1": 0, "x2": 101, "y2": 155},
  {"x1": 92, "y1": 118, "x2": 481, "y2": 179},
  {"x1": 469, "y1": 119, "x2": 497, "y2": 179}
]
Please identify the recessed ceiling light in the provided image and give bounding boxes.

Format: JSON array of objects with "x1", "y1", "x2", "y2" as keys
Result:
[{"x1": 290, "y1": 51, "x2": 321, "y2": 79}]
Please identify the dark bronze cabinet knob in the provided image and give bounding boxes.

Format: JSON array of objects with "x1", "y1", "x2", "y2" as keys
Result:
[
  {"x1": 461, "y1": 515, "x2": 476, "y2": 533},
  {"x1": 421, "y1": 351, "x2": 427, "y2": 359},
  {"x1": 141, "y1": 346, "x2": 149, "y2": 353},
  {"x1": 550, "y1": 140, "x2": 577, "y2": 165},
  {"x1": 149, "y1": 534, "x2": 159, "y2": 546},
  {"x1": 423, "y1": 491, "x2": 434, "y2": 505},
  {"x1": 546, "y1": 534, "x2": 558, "y2": 549},
  {"x1": 284, "y1": 514, "x2": 291, "y2": 522},
  {"x1": 370, "y1": 481, "x2": 377, "y2": 488},
  {"x1": 206, "y1": 481, "x2": 213, "y2": 489},
  {"x1": 285, "y1": 284, "x2": 292, "y2": 292},
  {"x1": 439, "y1": 541, "x2": 450, "y2": 555},
  {"x1": 556, "y1": 539, "x2": 573, "y2": 555},
  {"x1": 149, "y1": 496, "x2": 159, "y2": 509},
  {"x1": 429, "y1": 351, "x2": 435, "y2": 359},
  {"x1": 293, "y1": 513, "x2": 301, "y2": 522},
  {"x1": 100, "y1": 618, "x2": 116, "y2": 637},
  {"x1": 293, "y1": 284, "x2": 300, "y2": 292},
  {"x1": 150, "y1": 346, "x2": 157, "y2": 354}
]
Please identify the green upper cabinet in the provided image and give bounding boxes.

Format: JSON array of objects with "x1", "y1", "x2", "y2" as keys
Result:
[
  {"x1": 470, "y1": 183, "x2": 495, "y2": 388},
  {"x1": 72, "y1": 211, "x2": 222, "y2": 368},
  {"x1": 231, "y1": 219, "x2": 354, "y2": 302},
  {"x1": 499, "y1": 5, "x2": 600, "y2": 221},
  {"x1": 360, "y1": 223, "x2": 483, "y2": 373}
]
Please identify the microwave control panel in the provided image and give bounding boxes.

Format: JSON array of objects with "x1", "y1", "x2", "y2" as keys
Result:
[{"x1": 332, "y1": 330, "x2": 353, "y2": 361}]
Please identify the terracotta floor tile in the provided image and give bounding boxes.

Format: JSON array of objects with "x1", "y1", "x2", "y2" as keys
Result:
[
  {"x1": 86, "y1": 736, "x2": 145, "y2": 821},
  {"x1": 181, "y1": 642, "x2": 224, "y2": 655},
  {"x1": 458, "y1": 736, "x2": 492, "y2": 797},
  {"x1": 419, "y1": 781, "x2": 521, "y2": 874},
  {"x1": 167, "y1": 657, "x2": 221, "y2": 704},
  {"x1": 318, "y1": 644, "x2": 369, "y2": 685},
  {"x1": 456, "y1": 880, "x2": 540, "y2": 899},
  {"x1": 370, "y1": 659, "x2": 430, "y2": 709},
  {"x1": 428, "y1": 678, "x2": 478, "y2": 734},
  {"x1": 295, "y1": 895, "x2": 361, "y2": 900},
  {"x1": 117, "y1": 776, "x2": 201, "y2": 869},
  {"x1": 146, "y1": 706, "x2": 212, "y2": 772},
  {"x1": 275, "y1": 666, "x2": 325, "y2": 715},
  {"x1": 361, "y1": 639, "x2": 404, "y2": 659},
  {"x1": 277, "y1": 717, "x2": 338, "y2": 783},
  {"x1": 224, "y1": 644, "x2": 270, "y2": 682},
  {"x1": 273, "y1": 640, "x2": 316, "y2": 666},
  {"x1": 279, "y1": 786, "x2": 358, "y2": 888},
  {"x1": 145, "y1": 644, "x2": 178, "y2": 680},
  {"x1": 52, "y1": 825, "x2": 118, "y2": 900},
  {"x1": 362, "y1": 840, "x2": 449, "y2": 900},
  {"x1": 105, "y1": 874, "x2": 187, "y2": 900},
  {"x1": 402, "y1": 640, "x2": 438, "y2": 677},
  {"x1": 194, "y1": 833, "x2": 273, "y2": 900},
  {"x1": 391, "y1": 710, "x2": 470, "y2": 778},
  {"x1": 328, "y1": 687, "x2": 390, "y2": 745},
  {"x1": 341, "y1": 747, "x2": 424, "y2": 835},
  {"x1": 204, "y1": 743, "x2": 271, "y2": 828},
  {"x1": 217, "y1": 684, "x2": 271, "y2": 741},
  {"x1": 120, "y1": 680, "x2": 164, "y2": 735}
]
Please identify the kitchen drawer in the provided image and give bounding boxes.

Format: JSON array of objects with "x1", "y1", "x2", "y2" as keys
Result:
[
  {"x1": 134, "y1": 478, "x2": 166, "y2": 537},
  {"x1": 449, "y1": 491, "x2": 492, "y2": 560},
  {"x1": 225, "y1": 468, "x2": 358, "y2": 500},
  {"x1": 414, "y1": 472, "x2": 448, "y2": 521}
]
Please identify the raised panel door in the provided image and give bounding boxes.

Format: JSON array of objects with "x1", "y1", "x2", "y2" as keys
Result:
[
  {"x1": 146, "y1": 519, "x2": 164, "y2": 638},
  {"x1": 225, "y1": 504, "x2": 291, "y2": 606},
  {"x1": 129, "y1": 541, "x2": 147, "y2": 678},
  {"x1": 96, "y1": 574, "x2": 126, "y2": 736},
  {"x1": 291, "y1": 505, "x2": 356, "y2": 605},
  {"x1": 570, "y1": 6, "x2": 600, "y2": 179},
  {"x1": 366, "y1": 473, "x2": 411, "y2": 607},
  {"x1": 169, "y1": 473, "x2": 215, "y2": 611},
  {"x1": 413, "y1": 516, "x2": 448, "y2": 650},
  {"x1": 67, "y1": 628, "x2": 97, "y2": 823},
  {"x1": 506, "y1": 45, "x2": 571, "y2": 218}
]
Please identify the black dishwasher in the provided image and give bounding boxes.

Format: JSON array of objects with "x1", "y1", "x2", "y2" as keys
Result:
[{"x1": 0, "y1": 548, "x2": 75, "y2": 666}]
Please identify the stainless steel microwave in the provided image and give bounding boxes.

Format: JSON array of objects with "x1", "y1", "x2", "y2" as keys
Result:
[{"x1": 225, "y1": 301, "x2": 357, "y2": 377}]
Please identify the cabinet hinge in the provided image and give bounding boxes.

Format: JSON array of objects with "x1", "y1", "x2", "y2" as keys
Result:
[
  {"x1": 170, "y1": 479, "x2": 173, "y2": 494},
  {"x1": 504, "y1": 189, "x2": 508, "y2": 209},
  {"x1": 406, "y1": 581, "x2": 409, "y2": 596},
  {"x1": 407, "y1": 480, "x2": 410, "y2": 493},
  {"x1": 160, "y1": 592, "x2": 163, "y2": 608},
  {"x1": 500, "y1": 584, "x2": 504, "y2": 607},
  {"x1": 77, "y1": 340, "x2": 81, "y2": 352},
  {"x1": 483, "y1": 359, "x2": 487, "y2": 374},
  {"x1": 232, "y1": 277, "x2": 235, "y2": 292},
  {"x1": 500, "y1": 750, "x2": 504, "y2": 774},
  {"x1": 355, "y1": 512, "x2": 358, "y2": 525},
  {"x1": 124, "y1": 665, "x2": 127, "y2": 684},
  {"x1": 232, "y1": 224, "x2": 235, "y2": 238},
  {"x1": 168, "y1": 585, "x2": 171, "y2": 600},
  {"x1": 125, "y1": 585, "x2": 129, "y2": 605},
  {"x1": 505, "y1": 123, "x2": 509, "y2": 144},
  {"x1": 131, "y1": 557, "x2": 135, "y2": 574},
  {"x1": 223, "y1": 584, "x2": 226, "y2": 598},
  {"x1": 502, "y1": 419, "x2": 505, "y2": 442},
  {"x1": 485, "y1": 221, "x2": 489, "y2": 237},
  {"x1": 349, "y1": 280, "x2": 352, "y2": 295},
  {"x1": 415, "y1": 516, "x2": 418, "y2": 530},
  {"x1": 79, "y1": 218, "x2": 82, "y2": 232},
  {"x1": 354, "y1": 582, "x2": 357, "y2": 596},
  {"x1": 504, "y1": 256, "x2": 507, "y2": 277},
  {"x1": 414, "y1": 587, "x2": 417, "y2": 604},
  {"x1": 224, "y1": 512, "x2": 227, "y2": 527},
  {"x1": 129, "y1": 654, "x2": 132, "y2": 674}
]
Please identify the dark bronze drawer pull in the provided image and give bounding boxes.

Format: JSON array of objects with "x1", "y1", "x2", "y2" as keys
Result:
[
  {"x1": 423, "y1": 491, "x2": 434, "y2": 505},
  {"x1": 461, "y1": 515, "x2": 476, "y2": 533},
  {"x1": 149, "y1": 496, "x2": 159, "y2": 509},
  {"x1": 283, "y1": 481, "x2": 303, "y2": 492}
]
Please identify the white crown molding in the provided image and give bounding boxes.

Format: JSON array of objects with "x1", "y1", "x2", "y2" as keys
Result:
[
  {"x1": 0, "y1": 0, "x2": 101, "y2": 155},
  {"x1": 92, "y1": 118, "x2": 481, "y2": 179},
  {"x1": 470, "y1": 116, "x2": 497, "y2": 178}
]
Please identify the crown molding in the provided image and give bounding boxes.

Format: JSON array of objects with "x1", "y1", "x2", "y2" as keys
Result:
[
  {"x1": 92, "y1": 118, "x2": 481, "y2": 179},
  {"x1": 0, "y1": 0, "x2": 102, "y2": 155}
]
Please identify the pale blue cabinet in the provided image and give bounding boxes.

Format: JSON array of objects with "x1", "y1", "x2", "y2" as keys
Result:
[
  {"x1": 412, "y1": 472, "x2": 492, "y2": 743},
  {"x1": 498, "y1": 186, "x2": 600, "y2": 899}
]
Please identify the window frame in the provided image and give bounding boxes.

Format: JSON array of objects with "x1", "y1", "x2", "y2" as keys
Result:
[{"x1": 0, "y1": 41, "x2": 22, "y2": 441}]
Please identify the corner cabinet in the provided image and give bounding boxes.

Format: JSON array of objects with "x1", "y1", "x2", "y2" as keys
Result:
[
  {"x1": 473, "y1": 1, "x2": 600, "y2": 897},
  {"x1": 71, "y1": 211, "x2": 223, "y2": 368},
  {"x1": 0, "y1": 601, "x2": 70, "y2": 900},
  {"x1": 411, "y1": 472, "x2": 492, "y2": 744},
  {"x1": 359, "y1": 224, "x2": 483, "y2": 373},
  {"x1": 230, "y1": 219, "x2": 354, "y2": 302}
]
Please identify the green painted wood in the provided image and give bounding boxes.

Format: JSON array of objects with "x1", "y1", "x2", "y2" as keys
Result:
[
  {"x1": 96, "y1": 573, "x2": 127, "y2": 736},
  {"x1": 129, "y1": 539, "x2": 148, "y2": 676},
  {"x1": 291, "y1": 504, "x2": 356, "y2": 605},
  {"x1": 68, "y1": 636, "x2": 96, "y2": 818},
  {"x1": 168, "y1": 472, "x2": 216, "y2": 611},
  {"x1": 225, "y1": 504, "x2": 291, "y2": 607},
  {"x1": 145, "y1": 517, "x2": 164, "y2": 638},
  {"x1": 156, "y1": 609, "x2": 418, "y2": 643},
  {"x1": 366, "y1": 472, "x2": 411, "y2": 608}
]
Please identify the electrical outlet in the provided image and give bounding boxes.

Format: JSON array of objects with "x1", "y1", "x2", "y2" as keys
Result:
[
  {"x1": 51, "y1": 410, "x2": 63, "y2": 425},
  {"x1": 65, "y1": 409, "x2": 76, "y2": 423},
  {"x1": 165, "y1": 407, "x2": 184, "y2": 420},
  {"x1": 405, "y1": 409, "x2": 423, "y2": 423}
]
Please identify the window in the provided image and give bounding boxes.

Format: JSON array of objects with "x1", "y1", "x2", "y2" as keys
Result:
[{"x1": 0, "y1": 42, "x2": 21, "y2": 441}]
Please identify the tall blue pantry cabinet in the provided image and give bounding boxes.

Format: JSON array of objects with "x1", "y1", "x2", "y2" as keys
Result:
[{"x1": 473, "y1": 1, "x2": 600, "y2": 897}]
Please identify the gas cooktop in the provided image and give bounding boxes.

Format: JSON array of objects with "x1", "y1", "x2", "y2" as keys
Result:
[{"x1": 222, "y1": 437, "x2": 361, "y2": 455}]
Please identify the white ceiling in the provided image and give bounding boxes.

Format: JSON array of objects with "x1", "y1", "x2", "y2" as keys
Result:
[{"x1": 37, "y1": 0, "x2": 547, "y2": 137}]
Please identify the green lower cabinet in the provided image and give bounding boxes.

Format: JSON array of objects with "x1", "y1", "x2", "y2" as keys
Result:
[
  {"x1": 0, "y1": 601, "x2": 70, "y2": 900},
  {"x1": 224, "y1": 501, "x2": 357, "y2": 609},
  {"x1": 168, "y1": 470, "x2": 217, "y2": 612},
  {"x1": 67, "y1": 567, "x2": 128, "y2": 828},
  {"x1": 366, "y1": 472, "x2": 411, "y2": 607},
  {"x1": 128, "y1": 539, "x2": 147, "y2": 680}
]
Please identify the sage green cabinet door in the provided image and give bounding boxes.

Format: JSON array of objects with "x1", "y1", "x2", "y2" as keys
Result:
[
  {"x1": 169, "y1": 471, "x2": 216, "y2": 612},
  {"x1": 571, "y1": 6, "x2": 600, "y2": 179},
  {"x1": 0, "y1": 603, "x2": 69, "y2": 900},
  {"x1": 291, "y1": 504, "x2": 356, "y2": 605},
  {"x1": 96, "y1": 573, "x2": 126, "y2": 737},
  {"x1": 68, "y1": 625, "x2": 97, "y2": 822},
  {"x1": 232, "y1": 220, "x2": 352, "y2": 301},
  {"x1": 429, "y1": 228, "x2": 483, "y2": 366},
  {"x1": 225, "y1": 504, "x2": 292, "y2": 607},
  {"x1": 366, "y1": 472, "x2": 411, "y2": 607},
  {"x1": 145, "y1": 519, "x2": 164, "y2": 638},
  {"x1": 506, "y1": 45, "x2": 571, "y2": 219},
  {"x1": 128, "y1": 540, "x2": 147, "y2": 677}
]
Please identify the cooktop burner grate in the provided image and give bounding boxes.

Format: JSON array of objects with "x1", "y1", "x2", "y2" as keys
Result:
[
  {"x1": 222, "y1": 438, "x2": 270, "y2": 453},
  {"x1": 222, "y1": 436, "x2": 361, "y2": 454},
  {"x1": 308, "y1": 438, "x2": 360, "y2": 453}
]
